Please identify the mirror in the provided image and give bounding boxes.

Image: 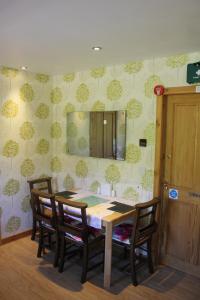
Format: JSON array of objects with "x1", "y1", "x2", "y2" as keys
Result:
[{"x1": 67, "y1": 111, "x2": 126, "y2": 160}]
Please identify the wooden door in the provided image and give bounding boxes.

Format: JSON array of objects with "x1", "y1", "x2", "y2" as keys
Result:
[{"x1": 162, "y1": 93, "x2": 200, "y2": 277}]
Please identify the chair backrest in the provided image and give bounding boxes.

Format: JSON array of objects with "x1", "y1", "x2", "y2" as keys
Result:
[
  {"x1": 28, "y1": 177, "x2": 52, "y2": 194},
  {"x1": 56, "y1": 196, "x2": 89, "y2": 241},
  {"x1": 131, "y1": 198, "x2": 160, "y2": 247},
  {"x1": 31, "y1": 189, "x2": 57, "y2": 228}
]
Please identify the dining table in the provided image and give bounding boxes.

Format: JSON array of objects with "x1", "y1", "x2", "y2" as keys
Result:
[{"x1": 54, "y1": 189, "x2": 137, "y2": 289}]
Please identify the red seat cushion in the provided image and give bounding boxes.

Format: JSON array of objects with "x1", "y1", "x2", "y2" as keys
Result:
[{"x1": 112, "y1": 223, "x2": 133, "y2": 245}]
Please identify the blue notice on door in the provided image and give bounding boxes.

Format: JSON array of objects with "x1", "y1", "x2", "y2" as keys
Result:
[{"x1": 169, "y1": 188, "x2": 179, "y2": 200}]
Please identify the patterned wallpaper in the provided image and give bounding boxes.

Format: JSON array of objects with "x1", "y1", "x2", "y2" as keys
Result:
[
  {"x1": 0, "y1": 51, "x2": 199, "y2": 239},
  {"x1": 0, "y1": 68, "x2": 53, "y2": 238},
  {"x1": 67, "y1": 112, "x2": 90, "y2": 157},
  {"x1": 52, "y1": 52, "x2": 199, "y2": 199}
]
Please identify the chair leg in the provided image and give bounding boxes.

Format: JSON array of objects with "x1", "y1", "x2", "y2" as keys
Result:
[
  {"x1": 147, "y1": 239, "x2": 154, "y2": 274},
  {"x1": 48, "y1": 232, "x2": 52, "y2": 249},
  {"x1": 37, "y1": 226, "x2": 43, "y2": 258},
  {"x1": 130, "y1": 248, "x2": 138, "y2": 286},
  {"x1": 102, "y1": 242, "x2": 105, "y2": 272},
  {"x1": 58, "y1": 235, "x2": 65, "y2": 273},
  {"x1": 31, "y1": 218, "x2": 37, "y2": 240},
  {"x1": 81, "y1": 244, "x2": 89, "y2": 284},
  {"x1": 124, "y1": 245, "x2": 128, "y2": 259},
  {"x1": 79, "y1": 247, "x2": 83, "y2": 258},
  {"x1": 54, "y1": 233, "x2": 60, "y2": 268}
]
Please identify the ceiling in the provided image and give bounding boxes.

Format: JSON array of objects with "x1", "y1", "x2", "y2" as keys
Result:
[{"x1": 0, "y1": 0, "x2": 200, "y2": 75}]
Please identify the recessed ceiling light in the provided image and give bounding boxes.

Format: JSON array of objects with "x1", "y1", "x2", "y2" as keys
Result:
[
  {"x1": 92, "y1": 46, "x2": 102, "y2": 51},
  {"x1": 21, "y1": 66, "x2": 28, "y2": 71}
]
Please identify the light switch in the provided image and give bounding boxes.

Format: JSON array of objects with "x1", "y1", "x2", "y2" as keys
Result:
[{"x1": 139, "y1": 139, "x2": 147, "y2": 147}]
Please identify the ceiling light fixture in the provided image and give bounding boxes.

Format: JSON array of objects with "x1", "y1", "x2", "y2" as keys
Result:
[
  {"x1": 21, "y1": 66, "x2": 28, "y2": 71},
  {"x1": 92, "y1": 46, "x2": 102, "y2": 51}
]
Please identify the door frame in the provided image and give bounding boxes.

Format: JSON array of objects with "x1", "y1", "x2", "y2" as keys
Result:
[{"x1": 153, "y1": 85, "x2": 198, "y2": 261}]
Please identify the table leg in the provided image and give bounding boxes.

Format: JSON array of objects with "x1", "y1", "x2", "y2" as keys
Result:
[{"x1": 103, "y1": 221, "x2": 113, "y2": 289}]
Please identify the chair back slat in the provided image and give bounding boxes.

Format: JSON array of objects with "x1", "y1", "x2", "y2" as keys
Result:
[
  {"x1": 28, "y1": 177, "x2": 52, "y2": 194},
  {"x1": 131, "y1": 198, "x2": 160, "y2": 246},
  {"x1": 138, "y1": 210, "x2": 154, "y2": 219},
  {"x1": 38, "y1": 187, "x2": 51, "y2": 191},
  {"x1": 56, "y1": 196, "x2": 89, "y2": 240},
  {"x1": 63, "y1": 208, "x2": 83, "y2": 220},
  {"x1": 31, "y1": 189, "x2": 57, "y2": 228}
]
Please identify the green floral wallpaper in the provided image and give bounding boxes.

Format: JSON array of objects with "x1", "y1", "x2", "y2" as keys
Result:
[
  {"x1": 67, "y1": 112, "x2": 90, "y2": 156},
  {"x1": 0, "y1": 68, "x2": 53, "y2": 239},
  {"x1": 52, "y1": 51, "x2": 200, "y2": 206},
  {"x1": 0, "y1": 51, "x2": 199, "y2": 239}
]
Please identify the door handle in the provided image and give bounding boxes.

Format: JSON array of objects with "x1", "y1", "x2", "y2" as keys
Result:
[{"x1": 163, "y1": 183, "x2": 168, "y2": 190}]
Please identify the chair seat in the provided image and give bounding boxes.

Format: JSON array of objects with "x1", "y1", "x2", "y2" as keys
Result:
[{"x1": 112, "y1": 223, "x2": 133, "y2": 245}]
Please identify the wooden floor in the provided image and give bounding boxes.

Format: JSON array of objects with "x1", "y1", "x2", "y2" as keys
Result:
[{"x1": 0, "y1": 237, "x2": 199, "y2": 300}]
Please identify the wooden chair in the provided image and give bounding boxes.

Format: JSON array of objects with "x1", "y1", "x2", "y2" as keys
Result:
[
  {"x1": 28, "y1": 177, "x2": 52, "y2": 240},
  {"x1": 30, "y1": 188, "x2": 60, "y2": 267},
  {"x1": 56, "y1": 196, "x2": 105, "y2": 283},
  {"x1": 112, "y1": 198, "x2": 160, "y2": 285}
]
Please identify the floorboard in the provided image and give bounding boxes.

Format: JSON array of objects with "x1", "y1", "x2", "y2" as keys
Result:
[{"x1": 0, "y1": 237, "x2": 199, "y2": 300}]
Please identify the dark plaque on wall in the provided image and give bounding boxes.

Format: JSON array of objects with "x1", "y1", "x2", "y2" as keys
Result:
[{"x1": 187, "y1": 61, "x2": 200, "y2": 84}]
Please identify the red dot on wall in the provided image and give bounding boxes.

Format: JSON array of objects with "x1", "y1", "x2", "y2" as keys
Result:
[{"x1": 154, "y1": 85, "x2": 165, "y2": 96}]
